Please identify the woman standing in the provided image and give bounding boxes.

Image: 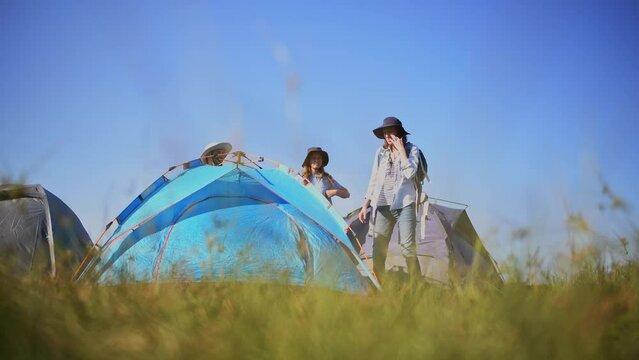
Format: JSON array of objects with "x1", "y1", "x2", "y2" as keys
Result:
[
  {"x1": 301, "y1": 147, "x2": 350, "y2": 204},
  {"x1": 358, "y1": 117, "x2": 422, "y2": 281}
]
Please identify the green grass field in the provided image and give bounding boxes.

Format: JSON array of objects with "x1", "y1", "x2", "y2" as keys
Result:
[
  {"x1": 1, "y1": 257, "x2": 638, "y2": 360},
  {"x1": 1, "y1": 184, "x2": 637, "y2": 359}
]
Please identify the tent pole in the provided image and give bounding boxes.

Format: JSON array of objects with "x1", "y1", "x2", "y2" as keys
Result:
[
  {"x1": 40, "y1": 186, "x2": 57, "y2": 278},
  {"x1": 428, "y1": 196, "x2": 468, "y2": 208}
]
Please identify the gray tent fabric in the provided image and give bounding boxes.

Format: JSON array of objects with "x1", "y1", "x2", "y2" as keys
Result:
[
  {"x1": 346, "y1": 200, "x2": 503, "y2": 286},
  {"x1": 0, "y1": 184, "x2": 92, "y2": 276}
]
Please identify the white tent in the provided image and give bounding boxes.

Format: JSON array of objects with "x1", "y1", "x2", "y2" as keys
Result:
[{"x1": 346, "y1": 198, "x2": 503, "y2": 285}]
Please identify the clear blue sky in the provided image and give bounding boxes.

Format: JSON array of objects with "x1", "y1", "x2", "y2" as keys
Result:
[{"x1": 1, "y1": 0, "x2": 638, "y2": 265}]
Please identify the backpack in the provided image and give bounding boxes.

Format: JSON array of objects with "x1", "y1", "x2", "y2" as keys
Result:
[
  {"x1": 411, "y1": 145, "x2": 429, "y2": 211},
  {"x1": 414, "y1": 146, "x2": 428, "y2": 184}
]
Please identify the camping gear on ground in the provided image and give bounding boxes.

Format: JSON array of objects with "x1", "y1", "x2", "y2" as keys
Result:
[
  {"x1": 346, "y1": 197, "x2": 503, "y2": 286},
  {"x1": 0, "y1": 184, "x2": 92, "y2": 276},
  {"x1": 74, "y1": 152, "x2": 380, "y2": 294}
]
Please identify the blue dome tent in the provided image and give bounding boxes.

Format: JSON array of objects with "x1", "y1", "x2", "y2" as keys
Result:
[{"x1": 75, "y1": 152, "x2": 380, "y2": 293}]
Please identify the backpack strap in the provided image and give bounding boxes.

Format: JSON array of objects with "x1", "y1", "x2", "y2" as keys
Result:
[
  {"x1": 407, "y1": 143, "x2": 426, "y2": 213},
  {"x1": 420, "y1": 198, "x2": 430, "y2": 239}
]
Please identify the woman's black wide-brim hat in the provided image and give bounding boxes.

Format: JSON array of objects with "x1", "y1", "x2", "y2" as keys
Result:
[
  {"x1": 372, "y1": 116, "x2": 410, "y2": 139},
  {"x1": 302, "y1": 147, "x2": 329, "y2": 167}
]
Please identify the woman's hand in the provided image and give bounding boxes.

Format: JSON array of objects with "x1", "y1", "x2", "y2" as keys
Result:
[
  {"x1": 359, "y1": 199, "x2": 371, "y2": 223},
  {"x1": 390, "y1": 134, "x2": 404, "y2": 149},
  {"x1": 358, "y1": 206, "x2": 368, "y2": 223},
  {"x1": 391, "y1": 134, "x2": 408, "y2": 160}
]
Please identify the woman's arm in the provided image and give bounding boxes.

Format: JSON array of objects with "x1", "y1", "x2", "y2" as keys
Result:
[
  {"x1": 359, "y1": 150, "x2": 380, "y2": 223},
  {"x1": 325, "y1": 177, "x2": 350, "y2": 199},
  {"x1": 326, "y1": 188, "x2": 350, "y2": 199},
  {"x1": 364, "y1": 148, "x2": 380, "y2": 201},
  {"x1": 401, "y1": 145, "x2": 419, "y2": 180},
  {"x1": 358, "y1": 198, "x2": 371, "y2": 223}
]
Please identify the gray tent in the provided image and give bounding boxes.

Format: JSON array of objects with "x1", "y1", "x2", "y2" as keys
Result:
[
  {"x1": 0, "y1": 184, "x2": 92, "y2": 276},
  {"x1": 346, "y1": 199, "x2": 503, "y2": 286}
]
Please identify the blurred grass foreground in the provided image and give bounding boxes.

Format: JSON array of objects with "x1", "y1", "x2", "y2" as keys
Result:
[
  {"x1": 1, "y1": 256, "x2": 638, "y2": 359},
  {"x1": 1, "y1": 179, "x2": 638, "y2": 359}
]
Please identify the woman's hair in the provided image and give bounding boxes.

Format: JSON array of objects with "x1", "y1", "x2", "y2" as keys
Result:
[
  {"x1": 301, "y1": 164, "x2": 335, "y2": 185},
  {"x1": 382, "y1": 127, "x2": 409, "y2": 149}
]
